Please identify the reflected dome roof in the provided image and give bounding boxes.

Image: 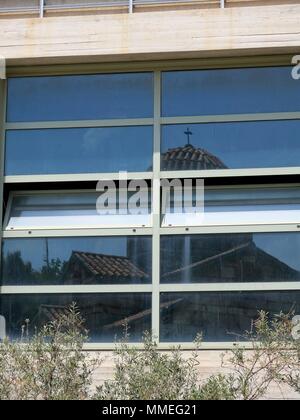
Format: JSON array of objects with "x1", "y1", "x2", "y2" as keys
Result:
[{"x1": 161, "y1": 143, "x2": 227, "y2": 171}]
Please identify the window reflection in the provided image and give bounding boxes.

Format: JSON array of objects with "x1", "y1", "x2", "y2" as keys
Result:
[
  {"x1": 0, "y1": 293, "x2": 151, "y2": 342},
  {"x1": 160, "y1": 291, "x2": 300, "y2": 342},
  {"x1": 1, "y1": 237, "x2": 152, "y2": 285},
  {"x1": 5, "y1": 126, "x2": 153, "y2": 175},
  {"x1": 162, "y1": 67, "x2": 300, "y2": 117},
  {"x1": 7, "y1": 73, "x2": 154, "y2": 122},
  {"x1": 161, "y1": 233, "x2": 300, "y2": 283},
  {"x1": 161, "y1": 122, "x2": 300, "y2": 171}
]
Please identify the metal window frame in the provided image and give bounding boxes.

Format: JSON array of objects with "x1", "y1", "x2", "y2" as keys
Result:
[{"x1": 1, "y1": 56, "x2": 300, "y2": 349}]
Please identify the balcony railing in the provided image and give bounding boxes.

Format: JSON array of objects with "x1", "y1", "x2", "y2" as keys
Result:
[{"x1": 0, "y1": 0, "x2": 291, "y2": 18}]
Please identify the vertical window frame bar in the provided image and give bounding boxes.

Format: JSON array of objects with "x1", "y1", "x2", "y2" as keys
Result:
[
  {"x1": 151, "y1": 71, "x2": 161, "y2": 340},
  {"x1": 0, "y1": 79, "x2": 7, "y2": 296}
]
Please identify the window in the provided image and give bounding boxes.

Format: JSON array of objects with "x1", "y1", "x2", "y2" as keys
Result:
[
  {"x1": 161, "y1": 121, "x2": 300, "y2": 172},
  {"x1": 7, "y1": 73, "x2": 154, "y2": 122},
  {"x1": 5, "y1": 190, "x2": 152, "y2": 230},
  {"x1": 162, "y1": 185, "x2": 300, "y2": 227},
  {"x1": 5, "y1": 126, "x2": 153, "y2": 175},
  {"x1": 1, "y1": 236, "x2": 152, "y2": 285},
  {"x1": 162, "y1": 67, "x2": 300, "y2": 117},
  {"x1": 160, "y1": 291, "x2": 300, "y2": 342},
  {"x1": 161, "y1": 233, "x2": 300, "y2": 284},
  {"x1": 0, "y1": 293, "x2": 152, "y2": 342},
  {"x1": 2, "y1": 65, "x2": 300, "y2": 347}
]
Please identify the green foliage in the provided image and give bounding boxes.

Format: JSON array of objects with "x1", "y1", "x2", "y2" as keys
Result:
[
  {"x1": 192, "y1": 374, "x2": 237, "y2": 400},
  {"x1": 95, "y1": 332, "x2": 203, "y2": 400}
]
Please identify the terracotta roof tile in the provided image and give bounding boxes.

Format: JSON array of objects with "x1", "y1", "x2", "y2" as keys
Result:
[
  {"x1": 161, "y1": 144, "x2": 227, "y2": 171},
  {"x1": 70, "y1": 251, "x2": 149, "y2": 279}
]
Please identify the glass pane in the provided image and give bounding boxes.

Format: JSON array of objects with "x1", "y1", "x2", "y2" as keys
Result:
[
  {"x1": 161, "y1": 121, "x2": 300, "y2": 171},
  {"x1": 162, "y1": 185, "x2": 300, "y2": 227},
  {"x1": 7, "y1": 190, "x2": 152, "y2": 230},
  {"x1": 5, "y1": 126, "x2": 153, "y2": 175},
  {"x1": 160, "y1": 233, "x2": 300, "y2": 284},
  {"x1": 160, "y1": 291, "x2": 300, "y2": 342},
  {"x1": 0, "y1": 293, "x2": 151, "y2": 342},
  {"x1": 1, "y1": 237, "x2": 152, "y2": 285},
  {"x1": 162, "y1": 67, "x2": 300, "y2": 117},
  {"x1": 7, "y1": 73, "x2": 154, "y2": 122}
]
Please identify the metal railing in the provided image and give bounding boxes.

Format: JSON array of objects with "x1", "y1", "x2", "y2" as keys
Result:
[{"x1": 0, "y1": 0, "x2": 225, "y2": 18}]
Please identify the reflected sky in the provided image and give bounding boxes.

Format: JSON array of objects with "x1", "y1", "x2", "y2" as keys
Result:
[
  {"x1": 5, "y1": 126, "x2": 153, "y2": 175},
  {"x1": 162, "y1": 67, "x2": 300, "y2": 117},
  {"x1": 7, "y1": 73, "x2": 154, "y2": 122}
]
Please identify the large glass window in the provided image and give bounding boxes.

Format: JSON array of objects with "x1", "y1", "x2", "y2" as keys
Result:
[
  {"x1": 160, "y1": 291, "x2": 300, "y2": 342},
  {"x1": 162, "y1": 67, "x2": 300, "y2": 117},
  {"x1": 161, "y1": 233, "x2": 300, "y2": 284},
  {"x1": 1, "y1": 236, "x2": 152, "y2": 285},
  {"x1": 7, "y1": 73, "x2": 154, "y2": 122},
  {"x1": 2, "y1": 66, "x2": 300, "y2": 346},
  {"x1": 0, "y1": 293, "x2": 151, "y2": 342},
  {"x1": 161, "y1": 121, "x2": 300, "y2": 171},
  {"x1": 5, "y1": 126, "x2": 153, "y2": 175}
]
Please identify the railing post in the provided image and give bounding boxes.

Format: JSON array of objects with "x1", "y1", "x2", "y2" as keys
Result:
[
  {"x1": 220, "y1": 0, "x2": 225, "y2": 8},
  {"x1": 39, "y1": 0, "x2": 44, "y2": 18},
  {"x1": 129, "y1": 0, "x2": 133, "y2": 13}
]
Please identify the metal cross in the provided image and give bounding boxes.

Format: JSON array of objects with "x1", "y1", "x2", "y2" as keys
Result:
[{"x1": 184, "y1": 127, "x2": 193, "y2": 145}]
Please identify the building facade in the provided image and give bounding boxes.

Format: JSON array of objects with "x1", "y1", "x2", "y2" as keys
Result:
[{"x1": 0, "y1": 1, "x2": 300, "y2": 354}]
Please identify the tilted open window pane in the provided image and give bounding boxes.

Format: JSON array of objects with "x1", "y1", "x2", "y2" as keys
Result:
[
  {"x1": 162, "y1": 185, "x2": 300, "y2": 227},
  {"x1": 160, "y1": 291, "x2": 300, "y2": 342},
  {"x1": 161, "y1": 121, "x2": 300, "y2": 171},
  {"x1": 7, "y1": 72, "x2": 154, "y2": 122},
  {"x1": 5, "y1": 126, "x2": 153, "y2": 175},
  {"x1": 1, "y1": 236, "x2": 152, "y2": 285},
  {"x1": 161, "y1": 233, "x2": 300, "y2": 284},
  {"x1": 162, "y1": 66, "x2": 300, "y2": 117},
  {"x1": 0, "y1": 293, "x2": 152, "y2": 342},
  {"x1": 6, "y1": 190, "x2": 152, "y2": 230}
]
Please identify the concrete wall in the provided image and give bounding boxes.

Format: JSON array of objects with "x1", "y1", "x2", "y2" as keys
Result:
[{"x1": 0, "y1": 4, "x2": 300, "y2": 66}]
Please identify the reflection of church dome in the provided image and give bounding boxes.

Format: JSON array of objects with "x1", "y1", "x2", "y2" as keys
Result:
[{"x1": 161, "y1": 144, "x2": 227, "y2": 171}]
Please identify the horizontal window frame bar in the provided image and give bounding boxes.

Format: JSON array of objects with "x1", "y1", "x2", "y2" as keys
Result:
[
  {"x1": 160, "y1": 224, "x2": 300, "y2": 235},
  {"x1": 5, "y1": 118, "x2": 154, "y2": 130},
  {"x1": 0, "y1": 285, "x2": 153, "y2": 294},
  {"x1": 159, "y1": 282, "x2": 300, "y2": 293},
  {"x1": 5, "y1": 169, "x2": 300, "y2": 184},
  {"x1": 7, "y1": 54, "x2": 293, "y2": 78},
  {"x1": 3, "y1": 224, "x2": 300, "y2": 238},
  {"x1": 160, "y1": 167, "x2": 300, "y2": 179},
  {"x1": 4, "y1": 172, "x2": 153, "y2": 184},
  {"x1": 161, "y1": 112, "x2": 300, "y2": 125},
  {"x1": 5, "y1": 113, "x2": 299, "y2": 130},
  {"x1": 2, "y1": 227, "x2": 152, "y2": 238},
  {"x1": 81, "y1": 341, "x2": 254, "y2": 350},
  {"x1": 1, "y1": 283, "x2": 298, "y2": 295}
]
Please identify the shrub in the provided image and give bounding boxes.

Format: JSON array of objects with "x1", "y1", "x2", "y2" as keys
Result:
[
  {"x1": 0, "y1": 303, "x2": 99, "y2": 400},
  {"x1": 95, "y1": 331, "x2": 202, "y2": 400}
]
